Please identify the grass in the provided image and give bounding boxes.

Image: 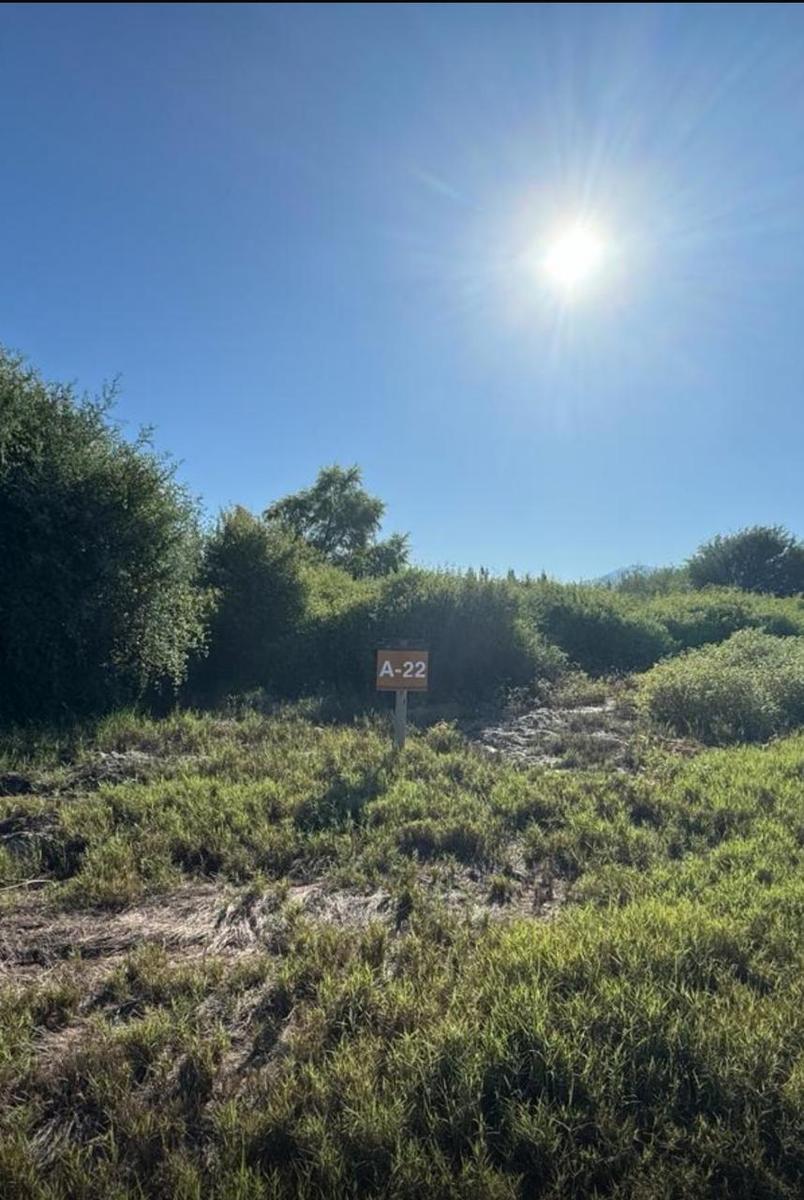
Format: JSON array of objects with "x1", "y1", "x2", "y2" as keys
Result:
[{"x1": 0, "y1": 706, "x2": 803, "y2": 1197}]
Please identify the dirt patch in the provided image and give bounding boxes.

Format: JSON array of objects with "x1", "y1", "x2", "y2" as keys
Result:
[
  {"x1": 0, "y1": 883, "x2": 403, "y2": 986},
  {"x1": 66, "y1": 750, "x2": 158, "y2": 790},
  {"x1": 0, "y1": 884, "x2": 234, "y2": 982},
  {"x1": 0, "y1": 750, "x2": 202, "y2": 808},
  {"x1": 1, "y1": 866, "x2": 569, "y2": 990},
  {"x1": 463, "y1": 699, "x2": 638, "y2": 770}
]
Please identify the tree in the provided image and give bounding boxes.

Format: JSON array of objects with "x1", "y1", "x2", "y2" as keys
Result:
[
  {"x1": 264, "y1": 464, "x2": 409, "y2": 577},
  {"x1": 0, "y1": 348, "x2": 206, "y2": 721},
  {"x1": 687, "y1": 525, "x2": 804, "y2": 596},
  {"x1": 193, "y1": 506, "x2": 307, "y2": 698},
  {"x1": 349, "y1": 532, "x2": 409, "y2": 579}
]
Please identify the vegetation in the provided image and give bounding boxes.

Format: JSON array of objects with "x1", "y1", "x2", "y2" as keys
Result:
[
  {"x1": 2, "y1": 346, "x2": 804, "y2": 1194},
  {"x1": 265, "y1": 464, "x2": 410, "y2": 578},
  {"x1": 608, "y1": 564, "x2": 691, "y2": 596},
  {"x1": 643, "y1": 588, "x2": 804, "y2": 649},
  {"x1": 0, "y1": 349, "x2": 206, "y2": 722},
  {"x1": 277, "y1": 568, "x2": 567, "y2": 704},
  {"x1": 522, "y1": 582, "x2": 676, "y2": 674},
  {"x1": 5, "y1": 347, "x2": 804, "y2": 715},
  {"x1": 0, "y1": 711, "x2": 802, "y2": 1197},
  {"x1": 687, "y1": 525, "x2": 804, "y2": 597},
  {"x1": 639, "y1": 628, "x2": 804, "y2": 745},
  {"x1": 190, "y1": 507, "x2": 307, "y2": 703}
]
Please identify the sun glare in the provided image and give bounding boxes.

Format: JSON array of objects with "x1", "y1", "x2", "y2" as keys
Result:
[{"x1": 541, "y1": 223, "x2": 607, "y2": 293}]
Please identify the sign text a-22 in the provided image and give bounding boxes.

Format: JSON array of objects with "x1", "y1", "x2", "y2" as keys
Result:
[{"x1": 376, "y1": 648, "x2": 429, "y2": 691}]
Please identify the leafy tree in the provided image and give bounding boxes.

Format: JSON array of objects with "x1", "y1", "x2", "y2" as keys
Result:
[
  {"x1": 193, "y1": 506, "x2": 307, "y2": 698},
  {"x1": 349, "y1": 532, "x2": 409, "y2": 579},
  {"x1": 0, "y1": 348, "x2": 206, "y2": 721},
  {"x1": 264, "y1": 464, "x2": 409, "y2": 577},
  {"x1": 687, "y1": 525, "x2": 804, "y2": 596}
]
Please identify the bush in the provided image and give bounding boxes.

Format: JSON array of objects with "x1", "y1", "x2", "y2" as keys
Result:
[
  {"x1": 645, "y1": 588, "x2": 804, "y2": 651},
  {"x1": 190, "y1": 507, "x2": 307, "y2": 701},
  {"x1": 0, "y1": 349, "x2": 205, "y2": 721},
  {"x1": 524, "y1": 582, "x2": 675, "y2": 674},
  {"x1": 639, "y1": 628, "x2": 804, "y2": 744},
  {"x1": 276, "y1": 568, "x2": 566, "y2": 703}
]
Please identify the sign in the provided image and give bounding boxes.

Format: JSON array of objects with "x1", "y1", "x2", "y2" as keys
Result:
[{"x1": 376, "y1": 648, "x2": 429, "y2": 692}]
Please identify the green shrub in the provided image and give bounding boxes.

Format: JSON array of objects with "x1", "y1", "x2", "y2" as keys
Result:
[
  {"x1": 0, "y1": 348, "x2": 205, "y2": 721},
  {"x1": 646, "y1": 588, "x2": 804, "y2": 651},
  {"x1": 191, "y1": 507, "x2": 307, "y2": 701},
  {"x1": 639, "y1": 628, "x2": 804, "y2": 744},
  {"x1": 610, "y1": 564, "x2": 691, "y2": 596},
  {"x1": 278, "y1": 568, "x2": 566, "y2": 703},
  {"x1": 524, "y1": 582, "x2": 675, "y2": 674}
]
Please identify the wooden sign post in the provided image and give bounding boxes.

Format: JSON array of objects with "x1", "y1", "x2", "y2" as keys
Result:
[{"x1": 376, "y1": 647, "x2": 429, "y2": 749}]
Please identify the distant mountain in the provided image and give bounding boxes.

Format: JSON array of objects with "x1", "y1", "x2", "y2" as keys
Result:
[{"x1": 594, "y1": 564, "x2": 655, "y2": 585}]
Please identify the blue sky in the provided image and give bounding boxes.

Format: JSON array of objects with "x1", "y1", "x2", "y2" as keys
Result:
[{"x1": 3, "y1": 3, "x2": 804, "y2": 579}]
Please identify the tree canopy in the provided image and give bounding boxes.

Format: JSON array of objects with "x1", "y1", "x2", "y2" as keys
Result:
[
  {"x1": 264, "y1": 464, "x2": 409, "y2": 577},
  {"x1": 687, "y1": 525, "x2": 804, "y2": 596}
]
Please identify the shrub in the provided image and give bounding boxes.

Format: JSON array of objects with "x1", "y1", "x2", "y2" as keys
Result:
[
  {"x1": 0, "y1": 349, "x2": 205, "y2": 721},
  {"x1": 645, "y1": 588, "x2": 804, "y2": 651},
  {"x1": 191, "y1": 507, "x2": 307, "y2": 701},
  {"x1": 639, "y1": 628, "x2": 804, "y2": 744},
  {"x1": 611, "y1": 564, "x2": 691, "y2": 596},
  {"x1": 287, "y1": 568, "x2": 566, "y2": 702},
  {"x1": 523, "y1": 582, "x2": 675, "y2": 674}
]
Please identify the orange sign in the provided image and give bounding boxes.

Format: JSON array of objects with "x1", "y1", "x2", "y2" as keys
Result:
[{"x1": 376, "y1": 648, "x2": 429, "y2": 691}]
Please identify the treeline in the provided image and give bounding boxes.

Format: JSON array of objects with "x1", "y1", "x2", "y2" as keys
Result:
[{"x1": 3, "y1": 347, "x2": 804, "y2": 722}]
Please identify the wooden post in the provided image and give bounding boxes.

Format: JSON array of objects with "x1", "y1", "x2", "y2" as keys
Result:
[{"x1": 394, "y1": 688, "x2": 408, "y2": 749}]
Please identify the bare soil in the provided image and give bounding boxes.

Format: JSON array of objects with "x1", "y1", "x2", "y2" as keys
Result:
[{"x1": 463, "y1": 698, "x2": 638, "y2": 769}]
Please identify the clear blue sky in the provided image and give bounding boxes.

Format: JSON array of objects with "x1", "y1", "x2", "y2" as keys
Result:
[{"x1": 3, "y1": 3, "x2": 804, "y2": 579}]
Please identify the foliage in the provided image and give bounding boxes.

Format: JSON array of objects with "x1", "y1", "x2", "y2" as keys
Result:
[
  {"x1": 191, "y1": 507, "x2": 307, "y2": 700},
  {"x1": 639, "y1": 628, "x2": 804, "y2": 744},
  {"x1": 278, "y1": 567, "x2": 566, "y2": 702},
  {"x1": 265, "y1": 464, "x2": 409, "y2": 578},
  {"x1": 688, "y1": 525, "x2": 804, "y2": 596},
  {"x1": 0, "y1": 348, "x2": 205, "y2": 721},
  {"x1": 645, "y1": 587, "x2": 804, "y2": 650},
  {"x1": 523, "y1": 582, "x2": 675, "y2": 674},
  {"x1": 516, "y1": 581, "x2": 804, "y2": 678}
]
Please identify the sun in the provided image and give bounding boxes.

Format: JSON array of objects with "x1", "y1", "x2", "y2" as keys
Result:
[{"x1": 541, "y1": 223, "x2": 607, "y2": 292}]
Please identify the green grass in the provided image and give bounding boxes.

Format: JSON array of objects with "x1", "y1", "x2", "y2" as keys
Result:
[{"x1": 0, "y1": 709, "x2": 803, "y2": 1197}]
